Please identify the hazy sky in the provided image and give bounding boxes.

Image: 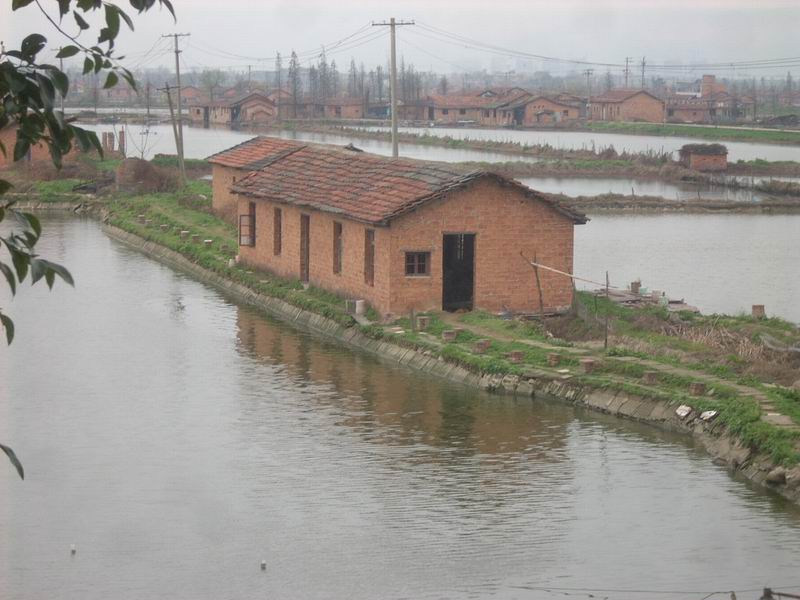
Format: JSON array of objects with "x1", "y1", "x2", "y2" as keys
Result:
[{"x1": 2, "y1": 0, "x2": 799, "y2": 78}]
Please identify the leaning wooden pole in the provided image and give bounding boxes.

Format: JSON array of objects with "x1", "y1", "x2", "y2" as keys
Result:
[{"x1": 532, "y1": 251, "x2": 545, "y2": 318}]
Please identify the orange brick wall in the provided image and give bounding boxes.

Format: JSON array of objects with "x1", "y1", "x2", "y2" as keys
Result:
[
  {"x1": 236, "y1": 196, "x2": 393, "y2": 314},
  {"x1": 620, "y1": 94, "x2": 664, "y2": 122},
  {"x1": 387, "y1": 179, "x2": 575, "y2": 315},
  {"x1": 434, "y1": 107, "x2": 482, "y2": 123},
  {"x1": 523, "y1": 99, "x2": 580, "y2": 124},
  {"x1": 686, "y1": 153, "x2": 727, "y2": 172},
  {"x1": 592, "y1": 94, "x2": 664, "y2": 123},
  {"x1": 0, "y1": 126, "x2": 52, "y2": 167},
  {"x1": 233, "y1": 178, "x2": 577, "y2": 317},
  {"x1": 212, "y1": 164, "x2": 242, "y2": 224}
]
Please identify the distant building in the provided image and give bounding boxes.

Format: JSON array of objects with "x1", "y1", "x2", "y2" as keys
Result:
[
  {"x1": 208, "y1": 136, "x2": 587, "y2": 317},
  {"x1": 679, "y1": 144, "x2": 728, "y2": 172},
  {"x1": 590, "y1": 89, "x2": 665, "y2": 123},
  {"x1": 323, "y1": 97, "x2": 366, "y2": 120},
  {"x1": 189, "y1": 91, "x2": 277, "y2": 127},
  {"x1": 498, "y1": 94, "x2": 582, "y2": 126}
]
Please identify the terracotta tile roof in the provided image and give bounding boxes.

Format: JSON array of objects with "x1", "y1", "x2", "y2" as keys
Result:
[
  {"x1": 206, "y1": 136, "x2": 307, "y2": 169},
  {"x1": 229, "y1": 141, "x2": 586, "y2": 226},
  {"x1": 592, "y1": 89, "x2": 663, "y2": 104},
  {"x1": 428, "y1": 94, "x2": 495, "y2": 109}
]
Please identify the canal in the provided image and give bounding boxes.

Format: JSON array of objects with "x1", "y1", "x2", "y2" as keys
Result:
[{"x1": 2, "y1": 216, "x2": 800, "y2": 599}]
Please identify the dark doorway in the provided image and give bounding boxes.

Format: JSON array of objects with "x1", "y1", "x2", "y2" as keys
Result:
[
  {"x1": 428, "y1": 106, "x2": 435, "y2": 121},
  {"x1": 300, "y1": 214, "x2": 310, "y2": 283},
  {"x1": 442, "y1": 233, "x2": 475, "y2": 311},
  {"x1": 513, "y1": 107, "x2": 525, "y2": 126}
]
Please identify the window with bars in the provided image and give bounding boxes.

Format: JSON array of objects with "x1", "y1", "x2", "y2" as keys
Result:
[
  {"x1": 238, "y1": 202, "x2": 256, "y2": 247},
  {"x1": 333, "y1": 222, "x2": 343, "y2": 274},
  {"x1": 404, "y1": 252, "x2": 430, "y2": 276},
  {"x1": 364, "y1": 229, "x2": 375, "y2": 286},
  {"x1": 273, "y1": 208, "x2": 282, "y2": 255}
]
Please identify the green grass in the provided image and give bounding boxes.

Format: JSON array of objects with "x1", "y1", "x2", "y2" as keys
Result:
[
  {"x1": 586, "y1": 121, "x2": 800, "y2": 145},
  {"x1": 29, "y1": 179, "x2": 84, "y2": 201}
]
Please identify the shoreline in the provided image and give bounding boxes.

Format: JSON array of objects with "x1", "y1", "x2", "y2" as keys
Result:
[{"x1": 19, "y1": 200, "x2": 796, "y2": 504}]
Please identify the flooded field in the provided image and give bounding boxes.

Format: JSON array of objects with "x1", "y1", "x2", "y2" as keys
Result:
[
  {"x1": 81, "y1": 123, "x2": 784, "y2": 202},
  {"x1": 2, "y1": 216, "x2": 800, "y2": 600},
  {"x1": 361, "y1": 125, "x2": 800, "y2": 163}
]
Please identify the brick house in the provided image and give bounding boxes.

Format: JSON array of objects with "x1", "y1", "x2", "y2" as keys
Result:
[
  {"x1": 323, "y1": 97, "x2": 366, "y2": 119},
  {"x1": 207, "y1": 137, "x2": 307, "y2": 223},
  {"x1": 498, "y1": 94, "x2": 582, "y2": 126},
  {"x1": 212, "y1": 138, "x2": 586, "y2": 317},
  {"x1": 679, "y1": 144, "x2": 728, "y2": 172},
  {"x1": 189, "y1": 91, "x2": 277, "y2": 127},
  {"x1": 426, "y1": 95, "x2": 494, "y2": 124},
  {"x1": 590, "y1": 89, "x2": 665, "y2": 123}
]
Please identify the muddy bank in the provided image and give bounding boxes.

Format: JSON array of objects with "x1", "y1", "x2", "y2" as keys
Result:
[{"x1": 93, "y1": 220, "x2": 800, "y2": 505}]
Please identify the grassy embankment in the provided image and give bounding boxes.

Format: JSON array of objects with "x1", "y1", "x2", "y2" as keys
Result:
[
  {"x1": 586, "y1": 121, "x2": 800, "y2": 145},
  {"x1": 368, "y1": 305, "x2": 799, "y2": 466}
]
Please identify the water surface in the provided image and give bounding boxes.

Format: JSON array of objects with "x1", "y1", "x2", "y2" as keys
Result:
[{"x1": 1, "y1": 216, "x2": 800, "y2": 599}]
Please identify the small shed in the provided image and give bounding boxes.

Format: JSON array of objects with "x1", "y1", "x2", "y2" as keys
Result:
[{"x1": 678, "y1": 143, "x2": 728, "y2": 172}]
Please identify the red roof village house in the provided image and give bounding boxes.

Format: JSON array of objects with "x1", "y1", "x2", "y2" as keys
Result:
[
  {"x1": 189, "y1": 91, "x2": 277, "y2": 127},
  {"x1": 498, "y1": 94, "x2": 582, "y2": 126},
  {"x1": 590, "y1": 89, "x2": 665, "y2": 123},
  {"x1": 207, "y1": 137, "x2": 586, "y2": 317}
]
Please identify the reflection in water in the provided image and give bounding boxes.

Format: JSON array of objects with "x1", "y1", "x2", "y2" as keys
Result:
[{"x1": 3, "y1": 216, "x2": 799, "y2": 600}]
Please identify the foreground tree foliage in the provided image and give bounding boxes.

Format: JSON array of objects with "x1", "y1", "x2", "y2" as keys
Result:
[{"x1": 1, "y1": 0, "x2": 175, "y2": 479}]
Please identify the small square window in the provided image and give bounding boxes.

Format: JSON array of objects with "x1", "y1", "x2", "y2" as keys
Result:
[
  {"x1": 405, "y1": 252, "x2": 430, "y2": 276},
  {"x1": 442, "y1": 108, "x2": 449, "y2": 115},
  {"x1": 459, "y1": 108, "x2": 466, "y2": 115}
]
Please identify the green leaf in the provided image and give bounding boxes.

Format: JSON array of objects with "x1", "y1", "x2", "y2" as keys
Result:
[
  {"x1": 0, "y1": 179, "x2": 11, "y2": 194},
  {"x1": 13, "y1": 137, "x2": 31, "y2": 162},
  {"x1": 21, "y1": 212, "x2": 42, "y2": 238},
  {"x1": 56, "y1": 45, "x2": 80, "y2": 59},
  {"x1": 11, "y1": 0, "x2": 35, "y2": 10},
  {"x1": 103, "y1": 71, "x2": 118, "y2": 89},
  {"x1": 51, "y1": 69, "x2": 69, "y2": 97},
  {"x1": 0, "y1": 312, "x2": 15, "y2": 346},
  {"x1": 20, "y1": 34, "x2": 47, "y2": 61},
  {"x1": 9, "y1": 246, "x2": 29, "y2": 283},
  {"x1": 0, "y1": 261, "x2": 16, "y2": 295},
  {"x1": 39, "y1": 259, "x2": 75, "y2": 287},
  {"x1": 118, "y1": 6, "x2": 134, "y2": 30},
  {"x1": 74, "y1": 12, "x2": 90, "y2": 30},
  {"x1": 30, "y1": 257, "x2": 46, "y2": 285},
  {"x1": 57, "y1": 0, "x2": 71, "y2": 16},
  {"x1": 83, "y1": 57, "x2": 94, "y2": 75},
  {"x1": 0, "y1": 443, "x2": 24, "y2": 479}
]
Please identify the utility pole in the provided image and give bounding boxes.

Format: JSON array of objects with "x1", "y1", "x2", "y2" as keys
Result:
[
  {"x1": 583, "y1": 69, "x2": 593, "y2": 120},
  {"x1": 163, "y1": 33, "x2": 190, "y2": 169},
  {"x1": 372, "y1": 18, "x2": 414, "y2": 158},
  {"x1": 247, "y1": 65, "x2": 252, "y2": 89},
  {"x1": 640, "y1": 57, "x2": 646, "y2": 89},
  {"x1": 624, "y1": 57, "x2": 632, "y2": 88},
  {"x1": 145, "y1": 80, "x2": 151, "y2": 118},
  {"x1": 160, "y1": 84, "x2": 186, "y2": 185}
]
